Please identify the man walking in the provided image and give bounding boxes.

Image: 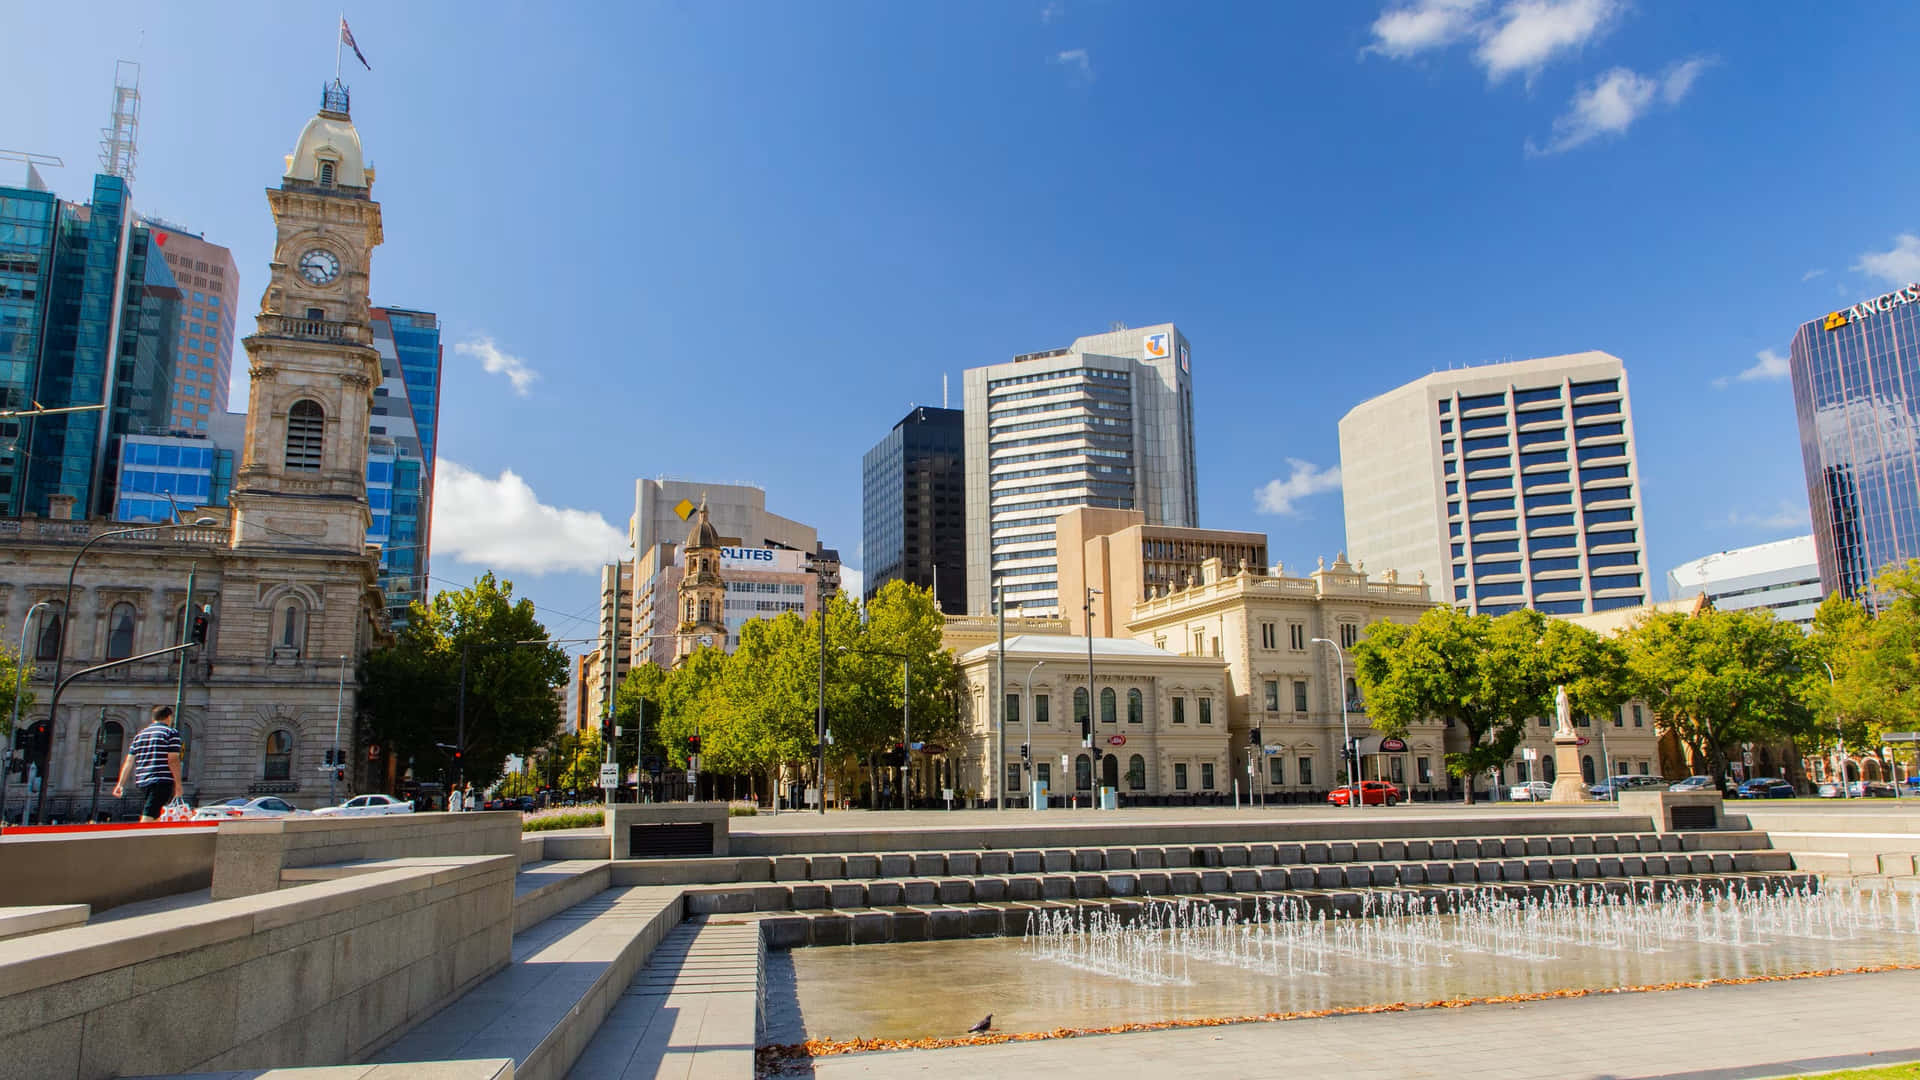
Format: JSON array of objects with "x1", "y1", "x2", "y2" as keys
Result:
[{"x1": 112, "y1": 705, "x2": 183, "y2": 822}]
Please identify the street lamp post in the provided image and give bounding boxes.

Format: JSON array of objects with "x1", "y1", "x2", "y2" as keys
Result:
[
  {"x1": 1084, "y1": 587, "x2": 1100, "y2": 810},
  {"x1": 329, "y1": 655, "x2": 348, "y2": 804},
  {"x1": 1312, "y1": 637, "x2": 1355, "y2": 808},
  {"x1": 1, "y1": 601, "x2": 50, "y2": 823},
  {"x1": 1024, "y1": 659, "x2": 1044, "y2": 809}
]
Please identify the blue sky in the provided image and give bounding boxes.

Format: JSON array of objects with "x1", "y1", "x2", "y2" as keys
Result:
[{"x1": 11, "y1": 1, "x2": 1920, "y2": 651}]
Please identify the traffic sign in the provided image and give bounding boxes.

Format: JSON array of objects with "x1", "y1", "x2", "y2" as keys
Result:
[
  {"x1": 1107, "y1": 734, "x2": 1126, "y2": 747},
  {"x1": 1380, "y1": 737, "x2": 1407, "y2": 752},
  {"x1": 599, "y1": 763, "x2": 618, "y2": 787}
]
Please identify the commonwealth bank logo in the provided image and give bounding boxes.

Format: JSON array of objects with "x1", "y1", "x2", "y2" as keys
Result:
[
  {"x1": 1144, "y1": 332, "x2": 1169, "y2": 359},
  {"x1": 1824, "y1": 311, "x2": 1849, "y2": 332}
]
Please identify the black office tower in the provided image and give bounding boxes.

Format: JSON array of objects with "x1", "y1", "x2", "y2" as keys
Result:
[{"x1": 862, "y1": 406, "x2": 966, "y2": 613}]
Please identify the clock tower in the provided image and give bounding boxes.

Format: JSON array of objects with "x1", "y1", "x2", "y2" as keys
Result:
[{"x1": 231, "y1": 80, "x2": 385, "y2": 551}]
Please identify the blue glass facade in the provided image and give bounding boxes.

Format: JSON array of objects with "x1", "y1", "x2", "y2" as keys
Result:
[
  {"x1": 113, "y1": 435, "x2": 226, "y2": 522},
  {"x1": 369, "y1": 308, "x2": 442, "y2": 623},
  {"x1": 1791, "y1": 292, "x2": 1920, "y2": 599},
  {"x1": 3, "y1": 174, "x2": 181, "y2": 518}
]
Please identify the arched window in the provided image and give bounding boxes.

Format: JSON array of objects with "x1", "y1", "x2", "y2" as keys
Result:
[
  {"x1": 684, "y1": 598, "x2": 695, "y2": 622},
  {"x1": 35, "y1": 606, "x2": 62, "y2": 661},
  {"x1": 264, "y1": 730, "x2": 294, "y2": 781},
  {"x1": 1127, "y1": 754, "x2": 1146, "y2": 790},
  {"x1": 1345, "y1": 677, "x2": 1361, "y2": 708},
  {"x1": 285, "y1": 400, "x2": 325, "y2": 472},
  {"x1": 106, "y1": 602, "x2": 136, "y2": 660},
  {"x1": 1543, "y1": 755, "x2": 1556, "y2": 782},
  {"x1": 1102, "y1": 755, "x2": 1119, "y2": 789},
  {"x1": 1580, "y1": 754, "x2": 1595, "y2": 783},
  {"x1": 698, "y1": 597, "x2": 712, "y2": 622},
  {"x1": 1127, "y1": 688, "x2": 1143, "y2": 724},
  {"x1": 1100, "y1": 687, "x2": 1117, "y2": 724},
  {"x1": 95, "y1": 721, "x2": 125, "y2": 780},
  {"x1": 318, "y1": 160, "x2": 336, "y2": 187},
  {"x1": 1073, "y1": 687, "x2": 1089, "y2": 727},
  {"x1": 280, "y1": 604, "x2": 304, "y2": 654},
  {"x1": 1075, "y1": 753, "x2": 1092, "y2": 791}
]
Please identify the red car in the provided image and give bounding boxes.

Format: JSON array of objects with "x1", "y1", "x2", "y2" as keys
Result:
[{"x1": 1327, "y1": 781, "x2": 1402, "y2": 807}]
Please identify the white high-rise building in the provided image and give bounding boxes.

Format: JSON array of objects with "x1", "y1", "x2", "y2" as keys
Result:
[
  {"x1": 1667, "y1": 535, "x2": 1822, "y2": 628},
  {"x1": 963, "y1": 323, "x2": 1199, "y2": 617},
  {"x1": 1339, "y1": 351, "x2": 1650, "y2": 616}
]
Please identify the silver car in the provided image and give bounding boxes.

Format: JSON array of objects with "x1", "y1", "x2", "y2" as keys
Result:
[
  {"x1": 311, "y1": 793, "x2": 416, "y2": 817},
  {"x1": 191, "y1": 796, "x2": 308, "y2": 820}
]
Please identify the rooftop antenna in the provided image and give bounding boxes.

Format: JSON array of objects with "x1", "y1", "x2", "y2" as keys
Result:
[
  {"x1": 0, "y1": 150, "x2": 62, "y2": 192},
  {"x1": 1110, "y1": 320, "x2": 1128, "y2": 332},
  {"x1": 100, "y1": 60, "x2": 141, "y2": 181},
  {"x1": 943, "y1": 373, "x2": 949, "y2": 409}
]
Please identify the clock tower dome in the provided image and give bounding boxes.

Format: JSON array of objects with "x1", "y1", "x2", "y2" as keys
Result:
[{"x1": 231, "y1": 80, "x2": 385, "y2": 551}]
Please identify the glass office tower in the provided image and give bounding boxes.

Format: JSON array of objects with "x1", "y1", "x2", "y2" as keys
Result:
[
  {"x1": 862, "y1": 406, "x2": 966, "y2": 612},
  {"x1": 1790, "y1": 291, "x2": 1920, "y2": 599},
  {"x1": 369, "y1": 307, "x2": 442, "y2": 623},
  {"x1": 0, "y1": 187, "x2": 59, "y2": 516}
]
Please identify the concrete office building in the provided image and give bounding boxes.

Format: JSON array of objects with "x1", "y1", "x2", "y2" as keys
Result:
[
  {"x1": 1055, "y1": 506, "x2": 1267, "y2": 636},
  {"x1": 586, "y1": 560, "x2": 634, "y2": 722},
  {"x1": 1340, "y1": 351, "x2": 1650, "y2": 616},
  {"x1": 1790, "y1": 287, "x2": 1920, "y2": 599},
  {"x1": 143, "y1": 220, "x2": 239, "y2": 431},
  {"x1": 963, "y1": 323, "x2": 1199, "y2": 618},
  {"x1": 628, "y1": 477, "x2": 840, "y2": 601},
  {"x1": 1667, "y1": 535, "x2": 1822, "y2": 628},
  {"x1": 862, "y1": 406, "x2": 966, "y2": 612}
]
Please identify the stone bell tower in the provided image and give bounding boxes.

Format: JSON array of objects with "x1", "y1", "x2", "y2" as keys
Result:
[
  {"x1": 230, "y1": 79, "x2": 384, "y2": 551},
  {"x1": 675, "y1": 499, "x2": 728, "y2": 664}
]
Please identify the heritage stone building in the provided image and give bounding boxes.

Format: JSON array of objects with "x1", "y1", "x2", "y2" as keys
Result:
[
  {"x1": 953, "y1": 635, "x2": 1232, "y2": 805},
  {"x1": 0, "y1": 81, "x2": 394, "y2": 816}
]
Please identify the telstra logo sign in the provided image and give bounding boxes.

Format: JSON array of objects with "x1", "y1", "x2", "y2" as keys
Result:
[{"x1": 1826, "y1": 283, "x2": 1920, "y2": 331}]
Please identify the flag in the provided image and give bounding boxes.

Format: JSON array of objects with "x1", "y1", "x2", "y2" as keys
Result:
[{"x1": 341, "y1": 16, "x2": 371, "y2": 71}]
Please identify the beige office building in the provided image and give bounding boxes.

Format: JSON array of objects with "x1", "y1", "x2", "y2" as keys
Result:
[
  {"x1": 1054, "y1": 507, "x2": 1266, "y2": 636},
  {"x1": 144, "y1": 222, "x2": 240, "y2": 432},
  {"x1": 1339, "y1": 352, "x2": 1649, "y2": 617}
]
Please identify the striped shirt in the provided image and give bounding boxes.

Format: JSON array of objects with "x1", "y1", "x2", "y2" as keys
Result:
[{"x1": 127, "y1": 722, "x2": 182, "y2": 786}]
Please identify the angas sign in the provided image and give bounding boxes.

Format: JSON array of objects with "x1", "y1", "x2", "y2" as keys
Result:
[{"x1": 1826, "y1": 283, "x2": 1920, "y2": 331}]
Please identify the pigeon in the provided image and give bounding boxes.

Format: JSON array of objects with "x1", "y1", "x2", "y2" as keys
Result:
[{"x1": 968, "y1": 1014, "x2": 992, "y2": 1034}]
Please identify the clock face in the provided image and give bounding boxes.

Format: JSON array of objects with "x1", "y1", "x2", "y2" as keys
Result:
[{"x1": 297, "y1": 249, "x2": 341, "y2": 285}]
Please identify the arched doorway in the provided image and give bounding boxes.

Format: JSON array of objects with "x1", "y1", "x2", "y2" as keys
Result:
[
  {"x1": 1580, "y1": 755, "x2": 1596, "y2": 783},
  {"x1": 1101, "y1": 755, "x2": 1119, "y2": 790},
  {"x1": 1074, "y1": 754, "x2": 1092, "y2": 791}
]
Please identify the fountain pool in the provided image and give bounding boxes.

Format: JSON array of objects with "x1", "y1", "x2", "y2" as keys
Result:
[{"x1": 764, "y1": 883, "x2": 1920, "y2": 1043}]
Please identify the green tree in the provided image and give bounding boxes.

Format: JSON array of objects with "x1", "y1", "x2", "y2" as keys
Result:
[
  {"x1": 1355, "y1": 607, "x2": 1608, "y2": 802},
  {"x1": 499, "y1": 771, "x2": 540, "y2": 798},
  {"x1": 1620, "y1": 607, "x2": 1813, "y2": 788},
  {"x1": 359, "y1": 573, "x2": 569, "y2": 789},
  {"x1": 0, "y1": 642, "x2": 32, "y2": 737}
]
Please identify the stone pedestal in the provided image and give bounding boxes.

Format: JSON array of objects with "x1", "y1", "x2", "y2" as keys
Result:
[{"x1": 1549, "y1": 734, "x2": 1590, "y2": 803}]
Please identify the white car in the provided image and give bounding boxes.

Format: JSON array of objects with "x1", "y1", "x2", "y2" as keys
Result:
[
  {"x1": 311, "y1": 794, "x2": 416, "y2": 817},
  {"x1": 1507, "y1": 781, "x2": 1553, "y2": 801},
  {"x1": 191, "y1": 796, "x2": 309, "y2": 820}
]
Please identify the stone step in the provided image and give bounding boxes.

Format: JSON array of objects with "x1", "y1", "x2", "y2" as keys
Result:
[
  {"x1": 679, "y1": 849, "x2": 1798, "y2": 914},
  {"x1": 372, "y1": 884, "x2": 685, "y2": 1080},
  {"x1": 566, "y1": 915, "x2": 762, "y2": 1080}
]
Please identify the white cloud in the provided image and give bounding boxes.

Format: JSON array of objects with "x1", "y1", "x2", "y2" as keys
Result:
[
  {"x1": 1713, "y1": 348, "x2": 1790, "y2": 389},
  {"x1": 1367, "y1": 0, "x2": 1488, "y2": 58},
  {"x1": 1040, "y1": 0, "x2": 1064, "y2": 24},
  {"x1": 839, "y1": 566, "x2": 865, "y2": 604},
  {"x1": 453, "y1": 335, "x2": 539, "y2": 397},
  {"x1": 1802, "y1": 268, "x2": 1828, "y2": 282},
  {"x1": 1727, "y1": 502, "x2": 1809, "y2": 532},
  {"x1": 430, "y1": 460, "x2": 628, "y2": 574},
  {"x1": 1475, "y1": 0, "x2": 1621, "y2": 83},
  {"x1": 1530, "y1": 58, "x2": 1709, "y2": 155},
  {"x1": 1052, "y1": 48, "x2": 1093, "y2": 82},
  {"x1": 1854, "y1": 234, "x2": 1920, "y2": 285},
  {"x1": 1254, "y1": 460, "x2": 1343, "y2": 515}
]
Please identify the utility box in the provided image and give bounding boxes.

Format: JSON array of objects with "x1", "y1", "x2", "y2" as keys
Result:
[{"x1": 1619, "y1": 790, "x2": 1724, "y2": 832}]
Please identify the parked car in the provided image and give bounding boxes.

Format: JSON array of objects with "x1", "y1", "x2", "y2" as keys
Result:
[
  {"x1": 1589, "y1": 775, "x2": 1666, "y2": 799},
  {"x1": 192, "y1": 796, "x2": 308, "y2": 820},
  {"x1": 515, "y1": 796, "x2": 537, "y2": 812},
  {"x1": 1508, "y1": 781, "x2": 1553, "y2": 801},
  {"x1": 1735, "y1": 778, "x2": 1797, "y2": 799},
  {"x1": 1849, "y1": 781, "x2": 1898, "y2": 798},
  {"x1": 1328, "y1": 781, "x2": 1402, "y2": 807},
  {"x1": 1817, "y1": 781, "x2": 1846, "y2": 799},
  {"x1": 1669, "y1": 776, "x2": 1715, "y2": 793},
  {"x1": 311, "y1": 794, "x2": 416, "y2": 817}
]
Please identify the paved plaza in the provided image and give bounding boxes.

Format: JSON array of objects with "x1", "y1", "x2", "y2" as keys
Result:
[{"x1": 795, "y1": 969, "x2": 1920, "y2": 1079}]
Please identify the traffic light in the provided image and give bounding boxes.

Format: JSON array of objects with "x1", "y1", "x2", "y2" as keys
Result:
[
  {"x1": 1019, "y1": 743, "x2": 1030, "y2": 761},
  {"x1": 685, "y1": 734, "x2": 702, "y2": 756},
  {"x1": 190, "y1": 609, "x2": 209, "y2": 646},
  {"x1": 1249, "y1": 728, "x2": 1263, "y2": 748},
  {"x1": 891, "y1": 742, "x2": 907, "y2": 768}
]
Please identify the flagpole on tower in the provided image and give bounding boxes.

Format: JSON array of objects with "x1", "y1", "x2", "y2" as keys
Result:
[{"x1": 335, "y1": 12, "x2": 344, "y2": 80}]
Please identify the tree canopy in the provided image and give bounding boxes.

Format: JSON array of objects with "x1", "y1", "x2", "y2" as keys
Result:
[
  {"x1": 0, "y1": 642, "x2": 30, "y2": 737},
  {"x1": 358, "y1": 572, "x2": 569, "y2": 789}
]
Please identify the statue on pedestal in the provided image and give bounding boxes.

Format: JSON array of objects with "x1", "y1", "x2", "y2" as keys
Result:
[{"x1": 1554, "y1": 685, "x2": 1575, "y2": 739}]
